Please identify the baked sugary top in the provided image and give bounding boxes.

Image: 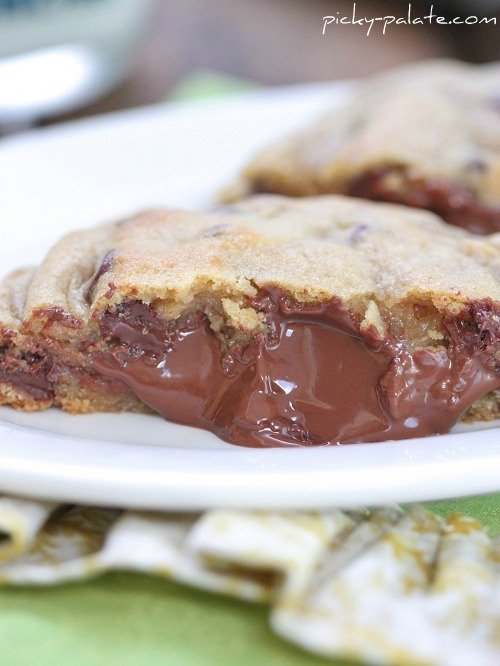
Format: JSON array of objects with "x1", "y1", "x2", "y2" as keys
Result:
[
  {"x1": 2, "y1": 195, "x2": 498, "y2": 346},
  {"x1": 226, "y1": 60, "x2": 500, "y2": 205}
]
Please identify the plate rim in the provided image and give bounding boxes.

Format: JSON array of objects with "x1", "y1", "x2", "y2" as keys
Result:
[{"x1": 0, "y1": 411, "x2": 498, "y2": 510}]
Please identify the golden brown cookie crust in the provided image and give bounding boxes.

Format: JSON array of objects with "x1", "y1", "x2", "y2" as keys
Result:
[
  {"x1": 0, "y1": 196, "x2": 498, "y2": 436},
  {"x1": 224, "y1": 60, "x2": 500, "y2": 233}
]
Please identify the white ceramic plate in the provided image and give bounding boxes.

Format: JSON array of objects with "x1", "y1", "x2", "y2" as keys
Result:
[{"x1": 0, "y1": 83, "x2": 498, "y2": 510}]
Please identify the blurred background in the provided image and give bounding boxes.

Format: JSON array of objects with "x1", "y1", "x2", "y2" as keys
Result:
[{"x1": 0, "y1": 0, "x2": 498, "y2": 134}]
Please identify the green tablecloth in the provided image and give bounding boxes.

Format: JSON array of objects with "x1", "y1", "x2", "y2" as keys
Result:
[{"x1": 1, "y1": 74, "x2": 498, "y2": 665}]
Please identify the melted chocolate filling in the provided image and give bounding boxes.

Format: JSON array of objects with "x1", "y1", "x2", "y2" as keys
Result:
[
  {"x1": 0, "y1": 346, "x2": 54, "y2": 401},
  {"x1": 348, "y1": 168, "x2": 500, "y2": 235},
  {"x1": 92, "y1": 291, "x2": 499, "y2": 447}
]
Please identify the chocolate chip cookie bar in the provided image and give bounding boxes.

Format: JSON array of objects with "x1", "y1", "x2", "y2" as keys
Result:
[
  {"x1": 1, "y1": 196, "x2": 498, "y2": 447},
  {"x1": 225, "y1": 61, "x2": 500, "y2": 235}
]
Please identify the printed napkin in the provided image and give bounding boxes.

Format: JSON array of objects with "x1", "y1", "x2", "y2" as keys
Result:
[{"x1": 0, "y1": 497, "x2": 498, "y2": 666}]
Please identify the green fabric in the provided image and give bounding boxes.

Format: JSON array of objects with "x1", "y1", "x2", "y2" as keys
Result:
[
  {"x1": 425, "y1": 493, "x2": 500, "y2": 535},
  {"x1": 0, "y1": 574, "x2": 336, "y2": 666},
  {"x1": 169, "y1": 70, "x2": 257, "y2": 102},
  {"x1": 1, "y1": 72, "x2": 497, "y2": 665}
]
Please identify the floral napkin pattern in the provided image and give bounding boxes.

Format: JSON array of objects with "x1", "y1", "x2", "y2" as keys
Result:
[{"x1": 0, "y1": 497, "x2": 498, "y2": 665}]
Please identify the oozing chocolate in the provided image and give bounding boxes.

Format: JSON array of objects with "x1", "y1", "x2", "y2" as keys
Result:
[
  {"x1": 92, "y1": 290, "x2": 500, "y2": 447},
  {"x1": 348, "y1": 168, "x2": 500, "y2": 235},
  {"x1": 0, "y1": 346, "x2": 54, "y2": 401}
]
